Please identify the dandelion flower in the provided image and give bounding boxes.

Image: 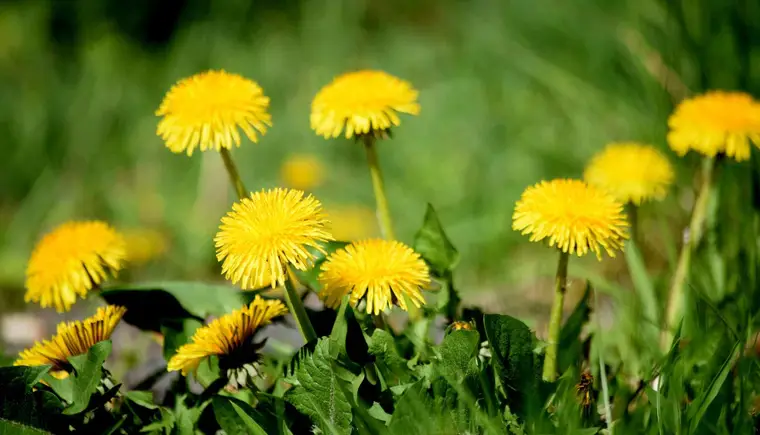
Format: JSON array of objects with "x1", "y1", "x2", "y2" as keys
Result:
[
  {"x1": 668, "y1": 91, "x2": 760, "y2": 161},
  {"x1": 215, "y1": 188, "x2": 334, "y2": 289},
  {"x1": 512, "y1": 179, "x2": 629, "y2": 259},
  {"x1": 450, "y1": 321, "x2": 474, "y2": 331},
  {"x1": 318, "y1": 239, "x2": 430, "y2": 315},
  {"x1": 25, "y1": 221, "x2": 126, "y2": 313},
  {"x1": 156, "y1": 70, "x2": 271, "y2": 156},
  {"x1": 280, "y1": 154, "x2": 325, "y2": 191},
  {"x1": 311, "y1": 70, "x2": 420, "y2": 139},
  {"x1": 167, "y1": 296, "x2": 287, "y2": 376},
  {"x1": 15, "y1": 305, "x2": 126, "y2": 379},
  {"x1": 584, "y1": 142, "x2": 674, "y2": 205}
]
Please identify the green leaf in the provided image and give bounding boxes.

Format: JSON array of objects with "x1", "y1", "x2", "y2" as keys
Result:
[
  {"x1": 369, "y1": 329, "x2": 412, "y2": 387},
  {"x1": 174, "y1": 395, "x2": 204, "y2": 435},
  {"x1": 387, "y1": 381, "x2": 471, "y2": 434},
  {"x1": 0, "y1": 365, "x2": 63, "y2": 431},
  {"x1": 123, "y1": 391, "x2": 159, "y2": 410},
  {"x1": 100, "y1": 281, "x2": 255, "y2": 331},
  {"x1": 140, "y1": 407, "x2": 175, "y2": 433},
  {"x1": 558, "y1": 284, "x2": 591, "y2": 373},
  {"x1": 687, "y1": 340, "x2": 741, "y2": 433},
  {"x1": 161, "y1": 317, "x2": 203, "y2": 361},
  {"x1": 285, "y1": 339, "x2": 353, "y2": 435},
  {"x1": 0, "y1": 419, "x2": 53, "y2": 435},
  {"x1": 413, "y1": 203, "x2": 459, "y2": 276},
  {"x1": 625, "y1": 241, "x2": 659, "y2": 326},
  {"x1": 437, "y1": 330, "x2": 480, "y2": 381},
  {"x1": 44, "y1": 340, "x2": 113, "y2": 415},
  {"x1": 212, "y1": 396, "x2": 270, "y2": 435},
  {"x1": 367, "y1": 402, "x2": 391, "y2": 424},
  {"x1": 329, "y1": 297, "x2": 350, "y2": 360}
]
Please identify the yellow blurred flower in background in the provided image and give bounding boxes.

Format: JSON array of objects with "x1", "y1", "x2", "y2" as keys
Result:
[
  {"x1": 318, "y1": 239, "x2": 431, "y2": 315},
  {"x1": 167, "y1": 296, "x2": 287, "y2": 376},
  {"x1": 512, "y1": 179, "x2": 629, "y2": 259},
  {"x1": 311, "y1": 70, "x2": 420, "y2": 139},
  {"x1": 584, "y1": 142, "x2": 674, "y2": 205},
  {"x1": 280, "y1": 153, "x2": 325, "y2": 191},
  {"x1": 667, "y1": 91, "x2": 760, "y2": 161},
  {"x1": 327, "y1": 205, "x2": 377, "y2": 241},
  {"x1": 123, "y1": 228, "x2": 169, "y2": 265},
  {"x1": 156, "y1": 70, "x2": 271, "y2": 156},
  {"x1": 15, "y1": 305, "x2": 126, "y2": 379},
  {"x1": 25, "y1": 221, "x2": 126, "y2": 313},
  {"x1": 215, "y1": 188, "x2": 334, "y2": 289}
]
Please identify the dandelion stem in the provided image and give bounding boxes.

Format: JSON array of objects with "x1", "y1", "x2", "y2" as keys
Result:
[
  {"x1": 283, "y1": 266, "x2": 318, "y2": 343},
  {"x1": 362, "y1": 135, "x2": 395, "y2": 241},
  {"x1": 219, "y1": 148, "x2": 248, "y2": 200},
  {"x1": 628, "y1": 203, "x2": 639, "y2": 245},
  {"x1": 664, "y1": 157, "x2": 716, "y2": 346},
  {"x1": 543, "y1": 250, "x2": 570, "y2": 382}
]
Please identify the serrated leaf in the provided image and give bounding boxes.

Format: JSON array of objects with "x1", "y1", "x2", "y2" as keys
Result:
[
  {"x1": 100, "y1": 281, "x2": 257, "y2": 331},
  {"x1": 437, "y1": 330, "x2": 480, "y2": 381},
  {"x1": 212, "y1": 396, "x2": 269, "y2": 435},
  {"x1": 0, "y1": 366, "x2": 63, "y2": 431},
  {"x1": 285, "y1": 339, "x2": 353, "y2": 435},
  {"x1": 44, "y1": 340, "x2": 113, "y2": 415},
  {"x1": 369, "y1": 329, "x2": 412, "y2": 387},
  {"x1": 413, "y1": 204, "x2": 459, "y2": 276},
  {"x1": 174, "y1": 395, "x2": 203, "y2": 435},
  {"x1": 0, "y1": 419, "x2": 53, "y2": 435}
]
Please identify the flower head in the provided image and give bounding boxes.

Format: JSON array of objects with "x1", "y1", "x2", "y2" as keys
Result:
[
  {"x1": 311, "y1": 70, "x2": 420, "y2": 139},
  {"x1": 450, "y1": 321, "x2": 474, "y2": 331},
  {"x1": 584, "y1": 142, "x2": 674, "y2": 205},
  {"x1": 318, "y1": 239, "x2": 431, "y2": 315},
  {"x1": 215, "y1": 188, "x2": 334, "y2": 289},
  {"x1": 15, "y1": 305, "x2": 126, "y2": 378},
  {"x1": 167, "y1": 296, "x2": 287, "y2": 376},
  {"x1": 156, "y1": 70, "x2": 271, "y2": 156},
  {"x1": 667, "y1": 91, "x2": 760, "y2": 161},
  {"x1": 25, "y1": 221, "x2": 126, "y2": 312},
  {"x1": 512, "y1": 179, "x2": 629, "y2": 259},
  {"x1": 280, "y1": 153, "x2": 325, "y2": 191}
]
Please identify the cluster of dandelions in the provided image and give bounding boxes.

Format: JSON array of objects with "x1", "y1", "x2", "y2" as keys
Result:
[
  {"x1": 512, "y1": 90, "x2": 760, "y2": 381},
  {"x1": 15, "y1": 68, "x2": 431, "y2": 380}
]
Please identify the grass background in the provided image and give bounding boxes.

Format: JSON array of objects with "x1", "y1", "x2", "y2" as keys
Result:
[{"x1": 0, "y1": 0, "x2": 757, "y2": 326}]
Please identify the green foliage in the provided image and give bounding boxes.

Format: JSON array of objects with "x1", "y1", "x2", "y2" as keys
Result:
[{"x1": 44, "y1": 341, "x2": 113, "y2": 415}]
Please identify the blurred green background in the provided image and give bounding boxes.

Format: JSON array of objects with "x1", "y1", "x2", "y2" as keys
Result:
[{"x1": 1, "y1": 0, "x2": 758, "y2": 342}]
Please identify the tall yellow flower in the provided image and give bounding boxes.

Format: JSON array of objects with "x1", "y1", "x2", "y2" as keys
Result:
[
  {"x1": 280, "y1": 153, "x2": 325, "y2": 191},
  {"x1": 25, "y1": 221, "x2": 126, "y2": 313},
  {"x1": 156, "y1": 70, "x2": 271, "y2": 156},
  {"x1": 584, "y1": 142, "x2": 674, "y2": 205},
  {"x1": 167, "y1": 296, "x2": 287, "y2": 376},
  {"x1": 512, "y1": 179, "x2": 629, "y2": 259},
  {"x1": 311, "y1": 70, "x2": 420, "y2": 139},
  {"x1": 668, "y1": 91, "x2": 760, "y2": 161},
  {"x1": 215, "y1": 188, "x2": 334, "y2": 289},
  {"x1": 318, "y1": 239, "x2": 431, "y2": 315},
  {"x1": 15, "y1": 305, "x2": 126, "y2": 379}
]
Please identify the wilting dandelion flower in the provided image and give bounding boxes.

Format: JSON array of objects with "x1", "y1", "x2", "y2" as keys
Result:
[
  {"x1": 15, "y1": 305, "x2": 126, "y2": 378},
  {"x1": 512, "y1": 179, "x2": 629, "y2": 259},
  {"x1": 156, "y1": 70, "x2": 271, "y2": 156},
  {"x1": 584, "y1": 142, "x2": 674, "y2": 205},
  {"x1": 215, "y1": 188, "x2": 333, "y2": 289},
  {"x1": 668, "y1": 91, "x2": 760, "y2": 161},
  {"x1": 280, "y1": 154, "x2": 325, "y2": 191},
  {"x1": 25, "y1": 221, "x2": 126, "y2": 313},
  {"x1": 167, "y1": 296, "x2": 287, "y2": 376},
  {"x1": 318, "y1": 239, "x2": 430, "y2": 315},
  {"x1": 311, "y1": 70, "x2": 420, "y2": 139}
]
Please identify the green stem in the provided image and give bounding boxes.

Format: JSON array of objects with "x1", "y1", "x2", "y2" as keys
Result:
[
  {"x1": 220, "y1": 148, "x2": 247, "y2": 200},
  {"x1": 628, "y1": 203, "x2": 639, "y2": 246},
  {"x1": 283, "y1": 266, "x2": 317, "y2": 343},
  {"x1": 664, "y1": 157, "x2": 716, "y2": 344},
  {"x1": 542, "y1": 250, "x2": 570, "y2": 382},
  {"x1": 362, "y1": 135, "x2": 395, "y2": 240}
]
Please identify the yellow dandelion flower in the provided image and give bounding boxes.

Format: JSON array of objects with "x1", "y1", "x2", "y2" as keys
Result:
[
  {"x1": 167, "y1": 296, "x2": 287, "y2": 376},
  {"x1": 318, "y1": 239, "x2": 431, "y2": 315},
  {"x1": 215, "y1": 188, "x2": 334, "y2": 289},
  {"x1": 450, "y1": 321, "x2": 474, "y2": 331},
  {"x1": 328, "y1": 205, "x2": 377, "y2": 241},
  {"x1": 667, "y1": 91, "x2": 760, "y2": 161},
  {"x1": 280, "y1": 153, "x2": 326, "y2": 191},
  {"x1": 512, "y1": 179, "x2": 629, "y2": 259},
  {"x1": 123, "y1": 228, "x2": 168, "y2": 265},
  {"x1": 25, "y1": 221, "x2": 126, "y2": 313},
  {"x1": 15, "y1": 305, "x2": 126, "y2": 379},
  {"x1": 584, "y1": 142, "x2": 675, "y2": 205},
  {"x1": 156, "y1": 70, "x2": 271, "y2": 156},
  {"x1": 311, "y1": 70, "x2": 420, "y2": 139}
]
